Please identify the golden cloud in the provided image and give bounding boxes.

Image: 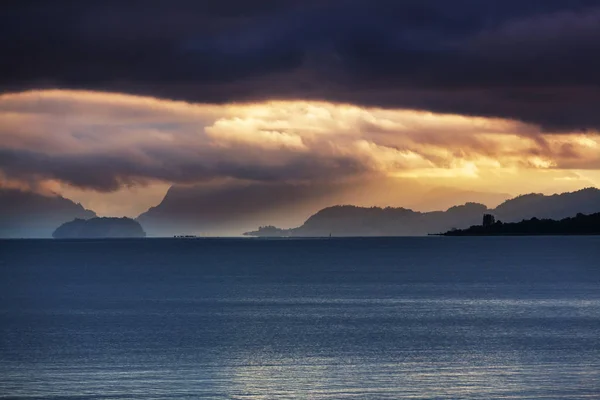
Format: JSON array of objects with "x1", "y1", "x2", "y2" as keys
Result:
[{"x1": 0, "y1": 89, "x2": 599, "y2": 212}]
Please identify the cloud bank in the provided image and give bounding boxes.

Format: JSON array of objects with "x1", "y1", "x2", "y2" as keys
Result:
[
  {"x1": 2, "y1": 1, "x2": 600, "y2": 130},
  {"x1": 0, "y1": 90, "x2": 598, "y2": 206}
]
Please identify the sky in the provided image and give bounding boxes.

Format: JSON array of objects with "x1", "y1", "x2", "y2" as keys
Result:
[{"x1": 1, "y1": 0, "x2": 600, "y2": 217}]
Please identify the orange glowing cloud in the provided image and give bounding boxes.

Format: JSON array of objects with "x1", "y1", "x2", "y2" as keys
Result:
[{"x1": 0, "y1": 89, "x2": 599, "y2": 215}]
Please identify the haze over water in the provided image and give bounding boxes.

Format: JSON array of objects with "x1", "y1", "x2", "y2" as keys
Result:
[{"x1": 1, "y1": 237, "x2": 599, "y2": 399}]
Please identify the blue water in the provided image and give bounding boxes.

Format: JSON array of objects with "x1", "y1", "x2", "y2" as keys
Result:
[{"x1": 0, "y1": 237, "x2": 599, "y2": 399}]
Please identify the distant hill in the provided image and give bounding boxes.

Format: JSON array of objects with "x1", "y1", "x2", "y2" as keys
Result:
[
  {"x1": 246, "y1": 203, "x2": 489, "y2": 237},
  {"x1": 246, "y1": 188, "x2": 600, "y2": 237},
  {"x1": 136, "y1": 182, "x2": 339, "y2": 236},
  {"x1": 407, "y1": 187, "x2": 511, "y2": 212},
  {"x1": 0, "y1": 189, "x2": 96, "y2": 238},
  {"x1": 53, "y1": 217, "x2": 146, "y2": 239},
  {"x1": 443, "y1": 212, "x2": 600, "y2": 236},
  {"x1": 137, "y1": 181, "x2": 513, "y2": 236},
  {"x1": 494, "y1": 188, "x2": 600, "y2": 221}
]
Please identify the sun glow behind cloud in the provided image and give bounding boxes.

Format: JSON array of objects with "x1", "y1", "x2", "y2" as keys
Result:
[{"x1": 0, "y1": 89, "x2": 598, "y2": 216}]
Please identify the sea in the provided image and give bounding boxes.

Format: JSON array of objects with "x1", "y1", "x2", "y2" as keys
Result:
[{"x1": 0, "y1": 237, "x2": 599, "y2": 399}]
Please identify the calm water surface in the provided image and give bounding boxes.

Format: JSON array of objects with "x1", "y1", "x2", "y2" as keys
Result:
[{"x1": 0, "y1": 237, "x2": 599, "y2": 399}]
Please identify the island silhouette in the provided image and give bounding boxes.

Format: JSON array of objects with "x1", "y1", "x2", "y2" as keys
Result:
[{"x1": 53, "y1": 217, "x2": 146, "y2": 239}]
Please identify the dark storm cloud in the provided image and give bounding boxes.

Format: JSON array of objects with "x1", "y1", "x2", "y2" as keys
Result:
[
  {"x1": 2, "y1": 0, "x2": 600, "y2": 129},
  {"x1": 0, "y1": 145, "x2": 366, "y2": 192}
]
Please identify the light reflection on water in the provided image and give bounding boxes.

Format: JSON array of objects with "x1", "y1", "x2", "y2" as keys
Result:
[
  {"x1": 3, "y1": 356, "x2": 599, "y2": 399},
  {"x1": 0, "y1": 237, "x2": 599, "y2": 399}
]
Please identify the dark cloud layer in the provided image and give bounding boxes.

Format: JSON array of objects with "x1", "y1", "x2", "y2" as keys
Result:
[
  {"x1": 0, "y1": 147, "x2": 366, "y2": 192},
  {"x1": 2, "y1": 0, "x2": 600, "y2": 129}
]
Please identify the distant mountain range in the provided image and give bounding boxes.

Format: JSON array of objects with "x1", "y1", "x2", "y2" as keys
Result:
[
  {"x1": 406, "y1": 187, "x2": 510, "y2": 212},
  {"x1": 137, "y1": 182, "x2": 342, "y2": 237},
  {"x1": 245, "y1": 203, "x2": 488, "y2": 237},
  {"x1": 2, "y1": 186, "x2": 599, "y2": 238},
  {"x1": 136, "y1": 182, "x2": 513, "y2": 236},
  {"x1": 245, "y1": 188, "x2": 600, "y2": 237},
  {"x1": 0, "y1": 189, "x2": 96, "y2": 238}
]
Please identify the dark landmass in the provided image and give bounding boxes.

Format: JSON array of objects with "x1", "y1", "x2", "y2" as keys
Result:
[
  {"x1": 244, "y1": 225, "x2": 290, "y2": 237},
  {"x1": 136, "y1": 182, "x2": 327, "y2": 237},
  {"x1": 442, "y1": 212, "x2": 600, "y2": 236},
  {"x1": 246, "y1": 188, "x2": 600, "y2": 237},
  {"x1": 407, "y1": 187, "x2": 510, "y2": 212},
  {"x1": 136, "y1": 181, "x2": 511, "y2": 236},
  {"x1": 246, "y1": 203, "x2": 489, "y2": 237},
  {"x1": 3, "y1": 186, "x2": 599, "y2": 238},
  {"x1": 492, "y1": 188, "x2": 600, "y2": 222},
  {"x1": 53, "y1": 217, "x2": 146, "y2": 239},
  {"x1": 0, "y1": 189, "x2": 96, "y2": 238},
  {"x1": 244, "y1": 228, "x2": 295, "y2": 238}
]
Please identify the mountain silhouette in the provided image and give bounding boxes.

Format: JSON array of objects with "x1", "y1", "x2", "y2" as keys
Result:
[
  {"x1": 136, "y1": 182, "x2": 327, "y2": 237},
  {"x1": 246, "y1": 188, "x2": 600, "y2": 237},
  {"x1": 494, "y1": 189, "x2": 600, "y2": 221},
  {"x1": 407, "y1": 187, "x2": 510, "y2": 212},
  {"x1": 442, "y1": 212, "x2": 600, "y2": 236},
  {"x1": 0, "y1": 189, "x2": 96, "y2": 238},
  {"x1": 2, "y1": 186, "x2": 599, "y2": 238},
  {"x1": 53, "y1": 217, "x2": 146, "y2": 239},
  {"x1": 136, "y1": 182, "x2": 512, "y2": 236},
  {"x1": 246, "y1": 203, "x2": 489, "y2": 237}
]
